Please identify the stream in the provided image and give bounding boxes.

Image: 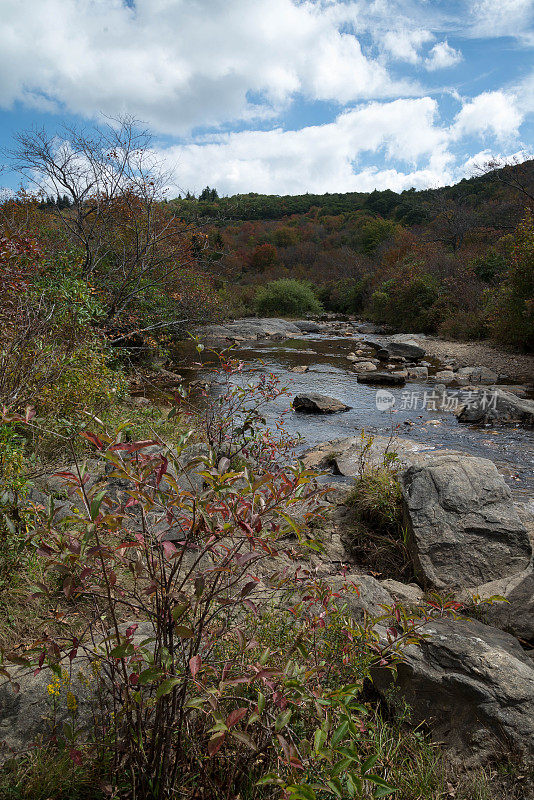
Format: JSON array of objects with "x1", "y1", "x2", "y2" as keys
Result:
[{"x1": 170, "y1": 331, "x2": 534, "y2": 501}]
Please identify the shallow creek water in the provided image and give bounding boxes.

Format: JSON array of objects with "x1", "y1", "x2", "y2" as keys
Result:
[{"x1": 171, "y1": 333, "x2": 534, "y2": 500}]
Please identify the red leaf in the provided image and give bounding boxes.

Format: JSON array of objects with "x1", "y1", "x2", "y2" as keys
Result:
[
  {"x1": 69, "y1": 748, "x2": 83, "y2": 766},
  {"x1": 208, "y1": 733, "x2": 226, "y2": 757},
  {"x1": 156, "y1": 456, "x2": 168, "y2": 487},
  {"x1": 80, "y1": 432, "x2": 104, "y2": 450},
  {"x1": 226, "y1": 707, "x2": 248, "y2": 728},
  {"x1": 189, "y1": 655, "x2": 202, "y2": 678}
]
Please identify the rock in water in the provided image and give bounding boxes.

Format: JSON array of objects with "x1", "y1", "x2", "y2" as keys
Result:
[
  {"x1": 401, "y1": 454, "x2": 532, "y2": 589},
  {"x1": 292, "y1": 393, "x2": 350, "y2": 414},
  {"x1": 456, "y1": 388, "x2": 534, "y2": 428},
  {"x1": 357, "y1": 372, "x2": 406, "y2": 386},
  {"x1": 372, "y1": 616, "x2": 534, "y2": 761}
]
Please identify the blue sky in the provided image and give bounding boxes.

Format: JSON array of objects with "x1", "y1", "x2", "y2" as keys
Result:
[{"x1": 1, "y1": 0, "x2": 533, "y2": 196}]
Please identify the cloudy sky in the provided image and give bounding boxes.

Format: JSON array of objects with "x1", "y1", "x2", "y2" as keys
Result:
[{"x1": 1, "y1": 0, "x2": 533, "y2": 196}]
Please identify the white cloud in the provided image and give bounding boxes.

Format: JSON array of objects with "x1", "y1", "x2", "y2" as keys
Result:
[
  {"x1": 469, "y1": 0, "x2": 534, "y2": 41},
  {"x1": 425, "y1": 41, "x2": 463, "y2": 70},
  {"x1": 0, "y1": 0, "x2": 418, "y2": 134},
  {"x1": 382, "y1": 28, "x2": 434, "y2": 64},
  {"x1": 451, "y1": 91, "x2": 523, "y2": 140},
  {"x1": 161, "y1": 97, "x2": 454, "y2": 196}
]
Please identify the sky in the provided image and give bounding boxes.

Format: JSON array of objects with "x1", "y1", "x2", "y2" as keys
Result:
[{"x1": 0, "y1": 0, "x2": 533, "y2": 197}]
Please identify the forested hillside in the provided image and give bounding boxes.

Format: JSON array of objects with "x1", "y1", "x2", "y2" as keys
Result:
[{"x1": 171, "y1": 160, "x2": 534, "y2": 349}]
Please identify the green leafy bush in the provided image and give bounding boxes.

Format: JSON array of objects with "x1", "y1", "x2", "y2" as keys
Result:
[
  {"x1": 366, "y1": 271, "x2": 443, "y2": 333},
  {"x1": 487, "y1": 213, "x2": 534, "y2": 351},
  {"x1": 255, "y1": 279, "x2": 322, "y2": 317}
]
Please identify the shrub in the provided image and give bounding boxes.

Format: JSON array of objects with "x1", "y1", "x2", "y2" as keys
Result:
[
  {"x1": 437, "y1": 310, "x2": 488, "y2": 341},
  {"x1": 255, "y1": 279, "x2": 322, "y2": 317},
  {"x1": 0, "y1": 422, "x2": 35, "y2": 581},
  {"x1": 0, "y1": 369, "x2": 459, "y2": 800},
  {"x1": 319, "y1": 279, "x2": 367, "y2": 315},
  {"x1": 487, "y1": 213, "x2": 534, "y2": 351},
  {"x1": 366, "y1": 271, "x2": 443, "y2": 333}
]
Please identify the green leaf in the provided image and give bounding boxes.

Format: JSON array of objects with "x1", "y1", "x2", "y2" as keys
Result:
[
  {"x1": 275, "y1": 709, "x2": 292, "y2": 732},
  {"x1": 256, "y1": 773, "x2": 282, "y2": 787},
  {"x1": 361, "y1": 753, "x2": 379, "y2": 774},
  {"x1": 326, "y1": 778, "x2": 343, "y2": 798},
  {"x1": 89, "y1": 490, "x2": 107, "y2": 521},
  {"x1": 331, "y1": 720, "x2": 349, "y2": 748},
  {"x1": 138, "y1": 667, "x2": 163, "y2": 685},
  {"x1": 109, "y1": 642, "x2": 134, "y2": 659},
  {"x1": 287, "y1": 785, "x2": 317, "y2": 800},
  {"x1": 174, "y1": 625, "x2": 194, "y2": 638},
  {"x1": 172, "y1": 603, "x2": 189, "y2": 621},
  {"x1": 155, "y1": 676, "x2": 182, "y2": 699},
  {"x1": 257, "y1": 691, "x2": 266, "y2": 713},
  {"x1": 366, "y1": 774, "x2": 397, "y2": 795}
]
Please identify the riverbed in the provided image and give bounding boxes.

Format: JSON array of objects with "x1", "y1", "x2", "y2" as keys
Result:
[{"x1": 170, "y1": 330, "x2": 534, "y2": 499}]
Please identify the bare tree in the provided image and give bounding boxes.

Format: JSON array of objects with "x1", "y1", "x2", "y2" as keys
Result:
[
  {"x1": 474, "y1": 156, "x2": 534, "y2": 208},
  {"x1": 424, "y1": 190, "x2": 478, "y2": 251},
  {"x1": 4, "y1": 116, "x2": 206, "y2": 325}
]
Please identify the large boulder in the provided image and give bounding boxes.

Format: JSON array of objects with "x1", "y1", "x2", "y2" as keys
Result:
[
  {"x1": 401, "y1": 454, "x2": 532, "y2": 589},
  {"x1": 457, "y1": 567, "x2": 534, "y2": 643},
  {"x1": 456, "y1": 388, "x2": 534, "y2": 428},
  {"x1": 292, "y1": 393, "x2": 350, "y2": 414},
  {"x1": 386, "y1": 341, "x2": 426, "y2": 360},
  {"x1": 372, "y1": 616, "x2": 534, "y2": 761},
  {"x1": 366, "y1": 339, "x2": 426, "y2": 361}
]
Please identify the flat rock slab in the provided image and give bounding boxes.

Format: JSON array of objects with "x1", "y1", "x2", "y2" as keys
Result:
[
  {"x1": 292, "y1": 393, "x2": 350, "y2": 414},
  {"x1": 401, "y1": 454, "x2": 532, "y2": 589},
  {"x1": 201, "y1": 318, "x2": 302, "y2": 345},
  {"x1": 302, "y1": 435, "x2": 460, "y2": 476},
  {"x1": 372, "y1": 616, "x2": 534, "y2": 761},
  {"x1": 357, "y1": 372, "x2": 406, "y2": 386}
]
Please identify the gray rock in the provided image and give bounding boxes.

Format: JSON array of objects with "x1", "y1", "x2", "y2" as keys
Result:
[
  {"x1": 401, "y1": 454, "x2": 532, "y2": 589},
  {"x1": 408, "y1": 366, "x2": 429, "y2": 379},
  {"x1": 292, "y1": 393, "x2": 350, "y2": 414},
  {"x1": 357, "y1": 372, "x2": 406, "y2": 386},
  {"x1": 293, "y1": 320, "x2": 321, "y2": 333},
  {"x1": 357, "y1": 323, "x2": 386, "y2": 334},
  {"x1": 456, "y1": 389, "x2": 534, "y2": 428},
  {"x1": 202, "y1": 318, "x2": 301, "y2": 346},
  {"x1": 372, "y1": 616, "x2": 534, "y2": 761},
  {"x1": 457, "y1": 366, "x2": 499, "y2": 384},
  {"x1": 434, "y1": 370, "x2": 455, "y2": 383},
  {"x1": 303, "y1": 435, "x2": 448, "y2": 476},
  {"x1": 353, "y1": 361, "x2": 377, "y2": 372},
  {"x1": 457, "y1": 567, "x2": 534, "y2": 642},
  {"x1": 385, "y1": 341, "x2": 426, "y2": 360},
  {"x1": 380, "y1": 579, "x2": 424, "y2": 606},
  {"x1": 329, "y1": 574, "x2": 393, "y2": 619}
]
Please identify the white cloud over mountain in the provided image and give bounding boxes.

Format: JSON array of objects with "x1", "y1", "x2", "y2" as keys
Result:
[{"x1": 0, "y1": 0, "x2": 532, "y2": 194}]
